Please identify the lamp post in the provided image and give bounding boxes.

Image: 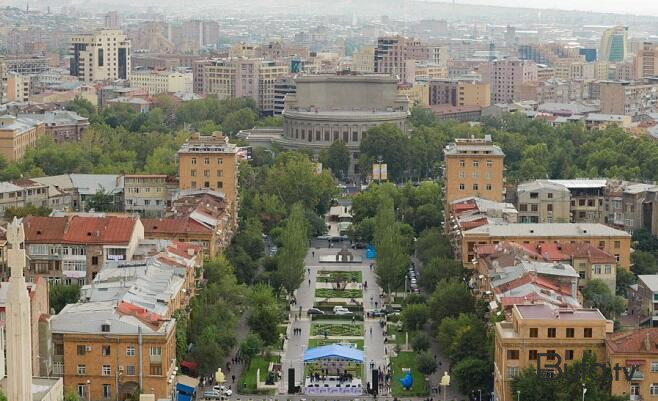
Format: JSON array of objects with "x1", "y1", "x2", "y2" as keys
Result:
[
  {"x1": 582, "y1": 384, "x2": 587, "y2": 401},
  {"x1": 478, "y1": 389, "x2": 482, "y2": 401},
  {"x1": 517, "y1": 390, "x2": 521, "y2": 401},
  {"x1": 86, "y1": 379, "x2": 91, "y2": 401}
]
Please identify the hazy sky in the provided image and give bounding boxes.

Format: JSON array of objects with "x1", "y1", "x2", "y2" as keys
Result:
[{"x1": 449, "y1": 0, "x2": 658, "y2": 17}]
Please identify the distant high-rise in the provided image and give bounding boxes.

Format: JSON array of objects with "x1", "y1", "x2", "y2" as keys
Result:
[
  {"x1": 634, "y1": 42, "x2": 658, "y2": 79},
  {"x1": 104, "y1": 11, "x2": 120, "y2": 29},
  {"x1": 490, "y1": 58, "x2": 537, "y2": 104},
  {"x1": 374, "y1": 36, "x2": 433, "y2": 82},
  {"x1": 599, "y1": 26, "x2": 629, "y2": 62},
  {"x1": 69, "y1": 30, "x2": 131, "y2": 82}
]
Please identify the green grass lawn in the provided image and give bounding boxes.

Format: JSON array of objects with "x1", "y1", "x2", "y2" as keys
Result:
[
  {"x1": 311, "y1": 322, "x2": 364, "y2": 337},
  {"x1": 391, "y1": 352, "x2": 429, "y2": 396},
  {"x1": 315, "y1": 288, "x2": 362, "y2": 298},
  {"x1": 308, "y1": 338, "x2": 365, "y2": 350},
  {"x1": 317, "y1": 270, "x2": 363, "y2": 283}
]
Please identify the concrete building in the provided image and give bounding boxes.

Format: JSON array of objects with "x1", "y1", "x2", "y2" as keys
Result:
[
  {"x1": 429, "y1": 79, "x2": 491, "y2": 108},
  {"x1": 202, "y1": 58, "x2": 289, "y2": 114},
  {"x1": 0, "y1": 114, "x2": 46, "y2": 161},
  {"x1": 0, "y1": 179, "x2": 51, "y2": 214},
  {"x1": 404, "y1": 60, "x2": 447, "y2": 83},
  {"x1": 599, "y1": 80, "x2": 658, "y2": 116},
  {"x1": 491, "y1": 59, "x2": 538, "y2": 104},
  {"x1": 599, "y1": 26, "x2": 629, "y2": 62},
  {"x1": 18, "y1": 110, "x2": 89, "y2": 143},
  {"x1": 629, "y1": 275, "x2": 658, "y2": 327},
  {"x1": 634, "y1": 42, "x2": 658, "y2": 79},
  {"x1": 70, "y1": 30, "x2": 131, "y2": 82},
  {"x1": 129, "y1": 70, "x2": 193, "y2": 95},
  {"x1": 606, "y1": 328, "x2": 658, "y2": 399},
  {"x1": 123, "y1": 175, "x2": 170, "y2": 217},
  {"x1": 273, "y1": 76, "x2": 296, "y2": 115},
  {"x1": 443, "y1": 135, "x2": 505, "y2": 203},
  {"x1": 6, "y1": 72, "x2": 30, "y2": 103},
  {"x1": 546, "y1": 179, "x2": 607, "y2": 223},
  {"x1": 351, "y1": 45, "x2": 375, "y2": 73},
  {"x1": 398, "y1": 82, "x2": 429, "y2": 107},
  {"x1": 459, "y1": 223, "x2": 632, "y2": 268},
  {"x1": 374, "y1": 36, "x2": 432, "y2": 81},
  {"x1": 494, "y1": 304, "x2": 612, "y2": 401},
  {"x1": 516, "y1": 180, "x2": 571, "y2": 223},
  {"x1": 51, "y1": 301, "x2": 176, "y2": 400},
  {"x1": 23, "y1": 215, "x2": 145, "y2": 284}
]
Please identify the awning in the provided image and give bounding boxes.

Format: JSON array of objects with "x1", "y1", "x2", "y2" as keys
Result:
[
  {"x1": 626, "y1": 360, "x2": 645, "y2": 365},
  {"x1": 180, "y1": 360, "x2": 198, "y2": 370}
]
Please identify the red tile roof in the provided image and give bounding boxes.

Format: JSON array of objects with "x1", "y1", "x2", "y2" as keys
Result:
[
  {"x1": 24, "y1": 215, "x2": 137, "y2": 245},
  {"x1": 607, "y1": 328, "x2": 658, "y2": 354},
  {"x1": 142, "y1": 217, "x2": 211, "y2": 235},
  {"x1": 117, "y1": 302, "x2": 164, "y2": 330}
]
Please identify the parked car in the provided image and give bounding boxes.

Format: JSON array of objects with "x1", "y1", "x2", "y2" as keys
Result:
[
  {"x1": 368, "y1": 309, "x2": 387, "y2": 318},
  {"x1": 203, "y1": 390, "x2": 222, "y2": 400},
  {"x1": 307, "y1": 307, "x2": 325, "y2": 316},
  {"x1": 269, "y1": 245, "x2": 278, "y2": 256},
  {"x1": 333, "y1": 306, "x2": 353, "y2": 316}
]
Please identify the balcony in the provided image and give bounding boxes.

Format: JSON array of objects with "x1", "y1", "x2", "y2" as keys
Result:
[
  {"x1": 629, "y1": 395, "x2": 642, "y2": 401},
  {"x1": 630, "y1": 370, "x2": 644, "y2": 380},
  {"x1": 149, "y1": 354, "x2": 162, "y2": 364}
]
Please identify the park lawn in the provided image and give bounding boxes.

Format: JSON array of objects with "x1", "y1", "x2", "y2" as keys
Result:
[
  {"x1": 311, "y1": 322, "x2": 364, "y2": 337},
  {"x1": 238, "y1": 355, "x2": 281, "y2": 395},
  {"x1": 317, "y1": 270, "x2": 363, "y2": 283},
  {"x1": 308, "y1": 338, "x2": 365, "y2": 350},
  {"x1": 315, "y1": 288, "x2": 362, "y2": 298},
  {"x1": 391, "y1": 352, "x2": 429, "y2": 397}
]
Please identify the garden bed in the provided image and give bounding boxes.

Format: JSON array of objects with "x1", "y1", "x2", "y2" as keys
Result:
[
  {"x1": 315, "y1": 288, "x2": 363, "y2": 298},
  {"x1": 311, "y1": 322, "x2": 364, "y2": 337},
  {"x1": 316, "y1": 270, "x2": 363, "y2": 283},
  {"x1": 311, "y1": 314, "x2": 364, "y2": 322}
]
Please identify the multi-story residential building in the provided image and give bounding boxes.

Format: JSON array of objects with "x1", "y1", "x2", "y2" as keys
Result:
[
  {"x1": 0, "y1": 55, "x2": 49, "y2": 75},
  {"x1": 606, "y1": 328, "x2": 658, "y2": 400},
  {"x1": 70, "y1": 30, "x2": 131, "y2": 82},
  {"x1": 192, "y1": 59, "x2": 211, "y2": 94},
  {"x1": 552, "y1": 58, "x2": 594, "y2": 81},
  {"x1": 128, "y1": 70, "x2": 193, "y2": 95},
  {"x1": 374, "y1": 36, "x2": 433, "y2": 81},
  {"x1": 0, "y1": 276, "x2": 50, "y2": 377},
  {"x1": 494, "y1": 304, "x2": 612, "y2": 401},
  {"x1": 545, "y1": 179, "x2": 607, "y2": 223},
  {"x1": 273, "y1": 76, "x2": 296, "y2": 115},
  {"x1": 0, "y1": 179, "x2": 51, "y2": 214},
  {"x1": 443, "y1": 135, "x2": 505, "y2": 203},
  {"x1": 516, "y1": 180, "x2": 571, "y2": 223},
  {"x1": 201, "y1": 58, "x2": 289, "y2": 114},
  {"x1": 51, "y1": 301, "x2": 176, "y2": 400},
  {"x1": 404, "y1": 60, "x2": 448, "y2": 83},
  {"x1": 629, "y1": 275, "x2": 658, "y2": 327},
  {"x1": 123, "y1": 175, "x2": 169, "y2": 217},
  {"x1": 634, "y1": 42, "x2": 658, "y2": 79},
  {"x1": 599, "y1": 80, "x2": 658, "y2": 116},
  {"x1": 491, "y1": 58, "x2": 538, "y2": 104},
  {"x1": 612, "y1": 61, "x2": 635, "y2": 81},
  {"x1": 0, "y1": 114, "x2": 46, "y2": 161},
  {"x1": 18, "y1": 110, "x2": 89, "y2": 143},
  {"x1": 23, "y1": 215, "x2": 144, "y2": 284},
  {"x1": 429, "y1": 79, "x2": 491, "y2": 108},
  {"x1": 398, "y1": 82, "x2": 429, "y2": 107},
  {"x1": 30, "y1": 174, "x2": 123, "y2": 212},
  {"x1": 5, "y1": 72, "x2": 30, "y2": 103},
  {"x1": 459, "y1": 223, "x2": 632, "y2": 268},
  {"x1": 177, "y1": 133, "x2": 239, "y2": 211},
  {"x1": 143, "y1": 190, "x2": 235, "y2": 257},
  {"x1": 599, "y1": 26, "x2": 629, "y2": 62},
  {"x1": 351, "y1": 45, "x2": 375, "y2": 73}
]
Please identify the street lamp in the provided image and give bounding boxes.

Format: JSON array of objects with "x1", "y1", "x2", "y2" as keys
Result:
[
  {"x1": 86, "y1": 379, "x2": 91, "y2": 401},
  {"x1": 478, "y1": 389, "x2": 482, "y2": 401},
  {"x1": 582, "y1": 384, "x2": 587, "y2": 401},
  {"x1": 517, "y1": 390, "x2": 521, "y2": 401}
]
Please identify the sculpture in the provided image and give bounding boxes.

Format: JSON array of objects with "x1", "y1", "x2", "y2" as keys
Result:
[{"x1": 399, "y1": 370, "x2": 413, "y2": 390}]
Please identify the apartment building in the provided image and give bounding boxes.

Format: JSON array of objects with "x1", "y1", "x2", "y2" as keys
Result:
[
  {"x1": 374, "y1": 36, "x2": 433, "y2": 81},
  {"x1": 443, "y1": 135, "x2": 505, "y2": 203},
  {"x1": 491, "y1": 58, "x2": 538, "y2": 104},
  {"x1": 546, "y1": 179, "x2": 607, "y2": 223},
  {"x1": 460, "y1": 223, "x2": 631, "y2": 268},
  {"x1": 552, "y1": 58, "x2": 594, "y2": 81},
  {"x1": 515, "y1": 180, "x2": 571, "y2": 223},
  {"x1": 123, "y1": 175, "x2": 169, "y2": 217},
  {"x1": 0, "y1": 115, "x2": 46, "y2": 161},
  {"x1": 51, "y1": 301, "x2": 176, "y2": 400},
  {"x1": 70, "y1": 30, "x2": 131, "y2": 82},
  {"x1": 599, "y1": 80, "x2": 658, "y2": 116},
  {"x1": 494, "y1": 304, "x2": 612, "y2": 401},
  {"x1": 201, "y1": 58, "x2": 289, "y2": 114},
  {"x1": 429, "y1": 79, "x2": 491, "y2": 108},
  {"x1": 634, "y1": 42, "x2": 658, "y2": 79},
  {"x1": 18, "y1": 110, "x2": 89, "y2": 143},
  {"x1": 404, "y1": 60, "x2": 448, "y2": 83},
  {"x1": 351, "y1": 45, "x2": 375, "y2": 73},
  {"x1": 629, "y1": 275, "x2": 658, "y2": 327},
  {"x1": 606, "y1": 328, "x2": 658, "y2": 400},
  {"x1": 128, "y1": 70, "x2": 193, "y2": 95},
  {"x1": 273, "y1": 76, "x2": 296, "y2": 115},
  {"x1": 5, "y1": 72, "x2": 30, "y2": 103},
  {"x1": 177, "y1": 133, "x2": 239, "y2": 210},
  {"x1": 23, "y1": 215, "x2": 145, "y2": 284}
]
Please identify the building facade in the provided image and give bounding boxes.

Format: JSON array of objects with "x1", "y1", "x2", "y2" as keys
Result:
[
  {"x1": 429, "y1": 79, "x2": 491, "y2": 108},
  {"x1": 516, "y1": 180, "x2": 571, "y2": 223},
  {"x1": 128, "y1": 70, "x2": 193, "y2": 95},
  {"x1": 0, "y1": 115, "x2": 46, "y2": 161},
  {"x1": 491, "y1": 59, "x2": 538, "y2": 104},
  {"x1": 70, "y1": 30, "x2": 131, "y2": 82},
  {"x1": 599, "y1": 26, "x2": 629, "y2": 62},
  {"x1": 123, "y1": 175, "x2": 169, "y2": 217}
]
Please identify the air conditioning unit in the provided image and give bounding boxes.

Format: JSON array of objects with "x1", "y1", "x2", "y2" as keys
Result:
[
  {"x1": 119, "y1": 366, "x2": 124, "y2": 372},
  {"x1": 85, "y1": 346, "x2": 92, "y2": 352}
]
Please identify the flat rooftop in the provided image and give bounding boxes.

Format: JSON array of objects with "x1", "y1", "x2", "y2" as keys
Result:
[
  {"x1": 464, "y1": 223, "x2": 630, "y2": 238},
  {"x1": 515, "y1": 303, "x2": 606, "y2": 321}
]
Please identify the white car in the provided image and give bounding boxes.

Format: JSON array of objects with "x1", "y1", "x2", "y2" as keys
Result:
[
  {"x1": 213, "y1": 386, "x2": 233, "y2": 396},
  {"x1": 333, "y1": 306, "x2": 353, "y2": 316}
]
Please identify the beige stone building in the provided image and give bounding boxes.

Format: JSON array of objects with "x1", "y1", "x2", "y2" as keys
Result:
[
  {"x1": 429, "y1": 79, "x2": 491, "y2": 108},
  {"x1": 443, "y1": 135, "x2": 505, "y2": 203},
  {"x1": 0, "y1": 115, "x2": 46, "y2": 161},
  {"x1": 516, "y1": 180, "x2": 571, "y2": 223},
  {"x1": 5, "y1": 72, "x2": 30, "y2": 103},
  {"x1": 491, "y1": 58, "x2": 538, "y2": 104},
  {"x1": 351, "y1": 45, "x2": 375, "y2": 73},
  {"x1": 494, "y1": 304, "x2": 612, "y2": 401},
  {"x1": 600, "y1": 80, "x2": 658, "y2": 116},
  {"x1": 606, "y1": 328, "x2": 658, "y2": 400},
  {"x1": 70, "y1": 30, "x2": 131, "y2": 82},
  {"x1": 128, "y1": 70, "x2": 192, "y2": 95},
  {"x1": 634, "y1": 42, "x2": 658, "y2": 79},
  {"x1": 123, "y1": 175, "x2": 169, "y2": 217}
]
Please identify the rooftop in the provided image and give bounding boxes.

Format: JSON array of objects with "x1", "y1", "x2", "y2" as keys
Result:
[
  {"x1": 464, "y1": 223, "x2": 630, "y2": 238},
  {"x1": 444, "y1": 135, "x2": 504, "y2": 156},
  {"x1": 638, "y1": 275, "x2": 658, "y2": 292},
  {"x1": 607, "y1": 328, "x2": 658, "y2": 354},
  {"x1": 24, "y1": 215, "x2": 138, "y2": 245},
  {"x1": 304, "y1": 344, "x2": 364, "y2": 362},
  {"x1": 515, "y1": 303, "x2": 606, "y2": 321}
]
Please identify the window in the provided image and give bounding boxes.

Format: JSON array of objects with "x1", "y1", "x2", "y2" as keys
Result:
[
  {"x1": 584, "y1": 328, "x2": 593, "y2": 338},
  {"x1": 472, "y1": 171, "x2": 479, "y2": 179},
  {"x1": 605, "y1": 265, "x2": 612, "y2": 274},
  {"x1": 486, "y1": 184, "x2": 492, "y2": 191},
  {"x1": 216, "y1": 181, "x2": 223, "y2": 188},
  {"x1": 651, "y1": 361, "x2": 658, "y2": 373},
  {"x1": 77, "y1": 384, "x2": 85, "y2": 398},
  {"x1": 531, "y1": 204, "x2": 538, "y2": 212},
  {"x1": 473, "y1": 160, "x2": 479, "y2": 167},
  {"x1": 217, "y1": 158, "x2": 223, "y2": 164},
  {"x1": 217, "y1": 170, "x2": 223, "y2": 177},
  {"x1": 150, "y1": 347, "x2": 162, "y2": 356},
  {"x1": 204, "y1": 157, "x2": 209, "y2": 164},
  {"x1": 126, "y1": 365, "x2": 136, "y2": 376},
  {"x1": 594, "y1": 265, "x2": 602, "y2": 274},
  {"x1": 92, "y1": 256, "x2": 98, "y2": 265},
  {"x1": 55, "y1": 343, "x2": 64, "y2": 356},
  {"x1": 77, "y1": 345, "x2": 86, "y2": 355},
  {"x1": 547, "y1": 204, "x2": 553, "y2": 212},
  {"x1": 458, "y1": 171, "x2": 465, "y2": 178},
  {"x1": 459, "y1": 183, "x2": 465, "y2": 190},
  {"x1": 579, "y1": 199, "x2": 585, "y2": 206},
  {"x1": 77, "y1": 365, "x2": 86, "y2": 375},
  {"x1": 507, "y1": 350, "x2": 519, "y2": 360},
  {"x1": 529, "y1": 328, "x2": 538, "y2": 337},
  {"x1": 486, "y1": 159, "x2": 493, "y2": 167},
  {"x1": 598, "y1": 241, "x2": 605, "y2": 249},
  {"x1": 473, "y1": 184, "x2": 479, "y2": 191},
  {"x1": 547, "y1": 193, "x2": 553, "y2": 199},
  {"x1": 459, "y1": 160, "x2": 465, "y2": 167},
  {"x1": 566, "y1": 328, "x2": 575, "y2": 338},
  {"x1": 565, "y1": 350, "x2": 574, "y2": 360},
  {"x1": 102, "y1": 345, "x2": 111, "y2": 356},
  {"x1": 191, "y1": 157, "x2": 196, "y2": 165},
  {"x1": 150, "y1": 365, "x2": 162, "y2": 375},
  {"x1": 651, "y1": 384, "x2": 658, "y2": 396},
  {"x1": 547, "y1": 328, "x2": 556, "y2": 338},
  {"x1": 204, "y1": 170, "x2": 210, "y2": 177},
  {"x1": 507, "y1": 367, "x2": 520, "y2": 378},
  {"x1": 528, "y1": 350, "x2": 538, "y2": 361},
  {"x1": 614, "y1": 241, "x2": 620, "y2": 248},
  {"x1": 530, "y1": 192, "x2": 538, "y2": 199},
  {"x1": 546, "y1": 350, "x2": 556, "y2": 360},
  {"x1": 103, "y1": 384, "x2": 111, "y2": 399},
  {"x1": 519, "y1": 204, "x2": 527, "y2": 212},
  {"x1": 191, "y1": 181, "x2": 196, "y2": 189},
  {"x1": 126, "y1": 346, "x2": 135, "y2": 356},
  {"x1": 102, "y1": 365, "x2": 111, "y2": 376},
  {"x1": 191, "y1": 169, "x2": 196, "y2": 177}
]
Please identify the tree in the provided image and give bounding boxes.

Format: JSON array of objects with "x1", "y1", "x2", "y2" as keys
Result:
[
  {"x1": 411, "y1": 333, "x2": 431, "y2": 353},
  {"x1": 85, "y1": 189, "x2": 116, "y2": 212},
  {"x1": 359, "y1": 123, "x2": 410, "y2": 181},
  {"x1": 401, "y1": 303, "x2": 429, "y2": 331},
  {"x1": 239, "y1": 333, "x2": 264, "y2": 362},
  {"x1": 582, "y1": 279, "x2": 626, "y2": 319},
  {"x1": 416, "y1": 352, "x2": 437, "y2": 375},
  {"x1": 451, "y1": 358, "x2": 491, "y2": 397},
  {"x1": 416, "y1": 228, "x2": 452, "y2": 263},
  {"x1": 633, "y1": 228, "x2": 658, "y2": 252},
  {"x1": 50, "y1": 283, "x2": 81, "y2": 313},
  {"x1": 436, "y1": 313, "x2": 488, "y2": 363},
  {"x1": 428, "y1": 280, "x2": 475, "y2": 324},
  {"x1": 222, "y1": 108, "x2": 257, "y2": 136},
  {"x1": 321, "y1": 140, "x2": 350, "y2": 179},
  {"x1": 193, "y1": 325, "x2": 231, "y2": 375},
  {"x1": 247, "y1": 284, "x2": 282, "y2": 345},
  {"x1": 409, "y1": 106, "x2": 437, "y2": 127},
  {"x1": 632, "y1": 250, "x2": 657, "y2": 275},
  {"x1": 4, "y1": 204, "x2": 52, "y2": 219},
  {"x1": 374, "y1": 198, "x2": 408, "y2": 297},
  {"x1": 419, "y1": 257, "x2": 465, "y2": 293},
  {"x1": 172, "y1": 310, "x2": 188, "y2": 361},
  {"x1": 277, "y1": 203, "x2": 309, "y2": 296},
  {"x1": 66, "y1": 95, "x2": 96, "y2": 118},
  {"x1": 616, "y1": 268, "x2": 637, "y2": 297},
  {"x1": 63, "y1": 390, "x2": 80, "y2": 401}
]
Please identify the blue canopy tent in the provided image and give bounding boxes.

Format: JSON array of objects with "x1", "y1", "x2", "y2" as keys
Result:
[{"x1": 303, "y1": 344, "x2": 364, "y2": 363}]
